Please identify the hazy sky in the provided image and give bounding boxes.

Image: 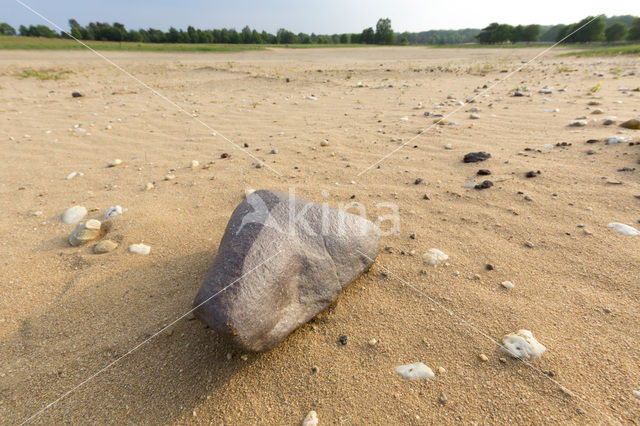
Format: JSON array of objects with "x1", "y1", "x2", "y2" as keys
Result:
[{"x1": 5, "y1": 0, "x2": 639, "y2": 34}]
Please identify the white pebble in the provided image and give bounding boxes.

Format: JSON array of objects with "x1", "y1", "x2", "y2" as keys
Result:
[
  {"x1": 422, "y1": 248, "x2": 448, "y2": 266},
  {"x1": 501, "y1": 281, "x2": 515, "y2": 289},
  {"x1": 302, "y1": 410, "x2": 318, "y2": 426},
  {"x1": 190, "y1": 160, "x2": 199, "y2": 169},
  {"x1": 396, "y1": 362, "x2": 434, "y2": 379},
  {"x1": 608, "y1": 222, "x2": 640, "y2": 236},
  {"x1": 568, "y1": 120, "x2": 587, "y2": 127},
  {"x1": 501, "y1": 329, "x2": 546, "y2": 360},
  {"x1": 66, "y1": 171, "x2": 83, "y2": 180},
  {"x1": 61, "y1": 206, "x2": 87, "y2": 225},
  {"x1": 129, "y1": 244, "x2": 151, "y2": 255},
  {"x1": 108, "y1": 159, "x2": 122, "y2": 167},
  {"x1": 606, "y1": 136, "x2": 631, "y2": 144},
  {"x1": 104, "y1": 205, "x2": 126, "y2": 219}
]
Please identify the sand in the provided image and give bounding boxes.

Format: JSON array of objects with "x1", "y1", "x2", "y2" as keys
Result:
[{"x1": 0, "y1": 46, "x2": 639, "y2": 424}]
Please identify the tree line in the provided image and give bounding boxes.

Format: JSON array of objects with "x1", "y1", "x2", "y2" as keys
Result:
[
  {"x1": 1, "y1": 15, "x2": 639, "y2": 45},
  {"x1": 477, "y1": 15, "x2": 640, "y2": 44},
  {"x1": 0, "y1": 18, "x2": 396, "y2": 45}
]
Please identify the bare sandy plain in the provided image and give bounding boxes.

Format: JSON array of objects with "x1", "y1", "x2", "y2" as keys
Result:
[{"x1": 0, "y1": 46, "x2": 639, "y2": 424}]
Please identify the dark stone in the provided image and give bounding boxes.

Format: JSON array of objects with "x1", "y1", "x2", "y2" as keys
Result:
[
  {"x1": 220, "y1": 153, "x2": 229, "y2": 158},
  {"x1": 463, "y1": 152, "x2": 491, "y2": 163},
  {"x1": 485, "y1": 264, "x2": 494, "y2": 271},
  {"x1": 71, "y1": 91, "x2": 83, "y2": 98},
  {"x1": 414, "y1": 178, "x2": 423, "y2": 185},
  {"x1": 477, "y1": 169, "x2": 491, "y2": 176},
  {"x1": 193, "y1": 190, "x2": 380, "y2": 352},
  {"x1": 618, "y1": 167, "x2": 635, "y2": 172},
  {"x1": 474, "y1": 180, "x2": 493, "y2": 190},
  {"x1": 423, "y1": 194, "x2": 430, "y2": 200},
  {"x1": 525, "y1": 171, "x2": 540, "y2": 178},
  {"x1": 586, "y1": 139, "x2": 599, "y2": 144},
  {"x1": 339, "y1": 335, "x2": 348, "y2": 345}
]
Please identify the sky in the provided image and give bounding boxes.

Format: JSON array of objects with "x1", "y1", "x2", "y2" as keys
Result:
[{"x1": 4, "y1": 0, "x2": 639, "y2": 34}]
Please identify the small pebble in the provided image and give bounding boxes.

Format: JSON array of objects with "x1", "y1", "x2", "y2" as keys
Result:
[
  {"x1": 302, "y1": 410, "x2": 319, "y2": 426},
  {"x1": 478, "y1": 353, "x2": 488, "y2": 362},
  {"x1": 339, "y1": 335, "x2": 348, "y2": 345},
  {"x1": 144, "y1": 182, "x2": 154, "y2": 191},
  {"x1": 368, "y1": 338, "x2": 378, "y2": 346},
  {"x1": 501, "y1": 281, "x2": 515, "y2": 289},
  {"x1": 422, "y1": 248, "x2": 448, "y2": 265},
  {"x1": 320, "y1": 140, "x2": 329, "y2": 147},
  {"x1": 190, "y1": 160, "x2": 199, "y2": 169},
  {"x1": 62, "y1": 205, "x2": 87, "y2": 225},
  {"x1": 94, "y1": 239, "x2": 118, "y2": 254},
  {"x1": 524, "y1": 241, "x2": 534, "y2": 248},
  {"x1": 107, "y1": 159, "x2": 122, "y2": 167},
  {"x1": 129, "y1": 243, "x2": 151, "y2": 255},
  {"x1": 396, "y1": 362, "x2": 434, "y2": 380},
  {"x1": 164, "y1": 173, "x2": 176, "y2": 181},
  {"x1": 69, "y1": 219, "x2": 102, "y2": 246}
]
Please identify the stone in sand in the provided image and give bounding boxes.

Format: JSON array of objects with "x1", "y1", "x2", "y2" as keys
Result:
[
  {"x1": 193, "y1": 189, "x2": 380, "y2": 352},
  {"x1": 620, "y1": 118, "x2": 640, "y2": 129},
  {"x1": 422, "y1": 248, "x2": 448, "y2": 265},
  {"x1": 463, "y1": 152, "x2": 491, "y2": 163},
  {"x1": 94, "y1": 239, "x2": 118, "y2": 254},
  {"x1": 396, "y1": 362, "x2": 434, "y2": 379},
  {"x1": 71, "y1": 91, "x2": 83, "y2": 98},
  {"x1": 501, "y1": 329, "x2": 546, "y2": 360},
  {"x1": 62, "y1": 205, "x2": 87, "y2": 225},
  {"x1": 608, "y1": 222, "x2": 640, "y2": 236},
  {"x1": 302, "y1": 411, "x2": 319, "y2": 426},
  {"x1": 69, "y1": 219, "x2": 103, "y2": 246}
]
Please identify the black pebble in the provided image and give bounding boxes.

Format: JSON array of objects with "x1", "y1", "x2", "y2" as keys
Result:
[
  {"x1": 463, "y1": 152, "x2": 491, "y2": 163},
  {"x1": 243, "y1": 143, "x2": 249, "y2": 148},
  {"x1": 586, "y1": 139, "x2": 599, "y2": 144},
  {"x1": 618, "y1": 167, "x2": 635, "y2": 172},
  {"x1": 525, "y1": 171, "x2": 540, "y2": 178},
  {"x1": 477, "y1": 169, "x2": 491, "y2": 176},
  {"x1": 474, "y1": 180, "x2": 493, "y2": 190},
  {"x1": 339, "y1": 335, "x2": 348, "y2": 345},
  {"x1": 423, "y1": 194, "x2": 430, "y2": 200},
  {"x1": 409, "y1": 233, "x2": 416, "y2": 239},
  {"x1": 486, "y1": 264, "x2": 494, "y2": 271},
  {"x1": 220, "y1": 153, "x2": 229, "y2": 158},
  {"x1": 71, "y1": 91, "x2": 83, "y2": 98},
  {"x1": 285, "y1": 77, "x2": 290, "y2": 83},
  {"x1": 414, "y1": 178, "x2": 423, "y2": 185}
]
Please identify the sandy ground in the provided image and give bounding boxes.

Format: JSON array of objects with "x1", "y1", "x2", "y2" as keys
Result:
[{"x1": 0, "y1": 46, "x2": 639, "y2": 425}]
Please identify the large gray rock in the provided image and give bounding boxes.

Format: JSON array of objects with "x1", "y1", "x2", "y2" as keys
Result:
[{"x1": 193, "y1": 190, "x2": 380, "y2": 351}]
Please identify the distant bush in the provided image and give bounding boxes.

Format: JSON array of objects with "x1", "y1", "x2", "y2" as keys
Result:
[{"x1": 605, "y1": 23, "x2": 627, "y2": 42}]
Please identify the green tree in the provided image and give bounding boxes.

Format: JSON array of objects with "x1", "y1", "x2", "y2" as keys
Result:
[
  {"x1": 558, "y1": 16, "x2": 606, "y2": 42},
  {"x1": 241, "y1": 26, "x2": 252, "y2": 43},
  {"x1": 0, "y1": 22, "x2": 16, "y2": 35},
  {"x1": 627, "y1": 18, "x2": 640, "y2": 41},
  {"x1": 339, "y1": 33, "x2": 349, "y2": 43},
  {"x1": 360, "y1": 27, "x2": 374, "y2": 44},
  {"x1": 276, "y1": 28, "x2": 297, "y2": 44},
  {"x1": 298, "y1": 32, "x2": 311, "y2": 44},
  {"x1": 374, "y1": 18, "x2": 394, "y2": 44},
  {"x1": 522, "y1": 24, "x2": 541, "y2": 42},
  {"x1": 605, "y1": 22, "x2": 627, "y2": 42}
]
